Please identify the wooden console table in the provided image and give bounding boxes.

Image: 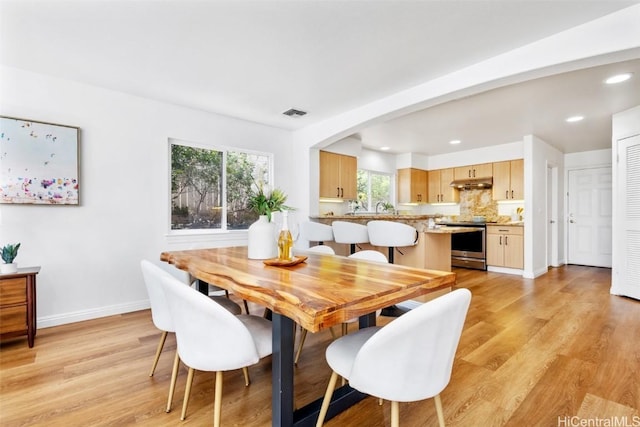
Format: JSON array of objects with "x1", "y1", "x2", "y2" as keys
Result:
[{"x1": 0, "y1": 267, "x2": 40, "y2": 348}]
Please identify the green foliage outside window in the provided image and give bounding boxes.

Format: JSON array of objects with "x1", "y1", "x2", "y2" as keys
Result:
[{"x1": 170, "y1": 142, "x2": 271, "y2": 231}]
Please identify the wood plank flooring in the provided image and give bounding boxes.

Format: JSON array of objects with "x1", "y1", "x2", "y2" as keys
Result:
[{"x1": 1, "y1": 265, "x2": 638, "y2": 426}]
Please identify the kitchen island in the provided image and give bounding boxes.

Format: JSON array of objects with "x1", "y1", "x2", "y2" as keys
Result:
[{"x1": 310, "y1": 215, "x2": 481, "y2": 272}]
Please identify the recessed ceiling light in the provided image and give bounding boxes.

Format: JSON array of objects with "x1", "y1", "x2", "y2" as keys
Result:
[
  {"x1": 566, "y1": 116, "x2": 584, "y2": 123},
  {"x1": 380, "y1": 146, "x2": 390, "y2": 151},
  {"x1": 449, "y1": 140, "x2": 461, "y2": 145},
  {"x1": 605, "y1": 73, "x2": 632, "y2": 84}
]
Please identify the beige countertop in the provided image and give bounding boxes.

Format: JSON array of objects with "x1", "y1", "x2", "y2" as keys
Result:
[
  {"x1": 310, "y1": 214, "x2": 437, "y2": 220},
  {"x1": 424, "y1": 226, "x2": 484, "y2": 234}
]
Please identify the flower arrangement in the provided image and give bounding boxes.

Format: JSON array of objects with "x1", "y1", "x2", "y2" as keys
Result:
[{"x1": 247, "y1": 182, "x2": 289, "y2": 222}]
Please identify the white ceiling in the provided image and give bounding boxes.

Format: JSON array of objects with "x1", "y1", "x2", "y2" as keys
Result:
[{"x1": 1, "y1": 1, "x2": 639, "y2": 155}]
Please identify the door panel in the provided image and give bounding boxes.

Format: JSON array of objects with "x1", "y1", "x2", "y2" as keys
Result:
[
  {"x1": 612, "y1": 134, "x2": 640, "y2": 299},
  {"x1": 567, "y1": 167, "x2": 612, "y2": 267}
]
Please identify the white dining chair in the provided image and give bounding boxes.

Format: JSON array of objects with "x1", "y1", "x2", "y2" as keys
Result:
[
  {"x1": 306, "y1": 245, "x2": 336, "y2": 255},
  {"x1": 160, "y1": 272, "x2": 273, "y2": 424},
  {"x1": 140, "y1": 260, "x2": 244, "y2": 413},
  {"x1": 294, "y1": 244, "x2": 336, "y2": 365},
  {"x1": 367, "y1": 220, "x2": 419, "y2": 317},
  {"x1": 316, "y1": 288, "x2": 472, "y2": 427}
]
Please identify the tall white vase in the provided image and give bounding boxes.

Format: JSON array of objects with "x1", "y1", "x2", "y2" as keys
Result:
[{"x1": 247, "y1": 215, "x2": 277, "y2": 259}]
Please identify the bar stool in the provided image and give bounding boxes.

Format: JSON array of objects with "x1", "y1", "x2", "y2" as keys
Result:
[
  {"x1": 332, "y1": 221, "x2": 369, "y2": 255},
  {"x1": 367, "y1": 220, "x2": 419, "y2": 317},
  {"x1": 300, "y1": 221, "x2": 334, "y2": 246}
]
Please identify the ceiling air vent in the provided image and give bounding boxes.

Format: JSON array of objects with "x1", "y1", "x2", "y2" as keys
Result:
[{"x1": 282, "y1": 108, "x2": 307, "y2": 117}]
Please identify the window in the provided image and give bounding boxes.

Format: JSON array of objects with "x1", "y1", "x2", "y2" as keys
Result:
[
  {"x1": 356, "y1": 169, "x2": 393, "y2": 211},
  {"x1": 170, "y1": 140, "x2": 272, "y2": 232}
]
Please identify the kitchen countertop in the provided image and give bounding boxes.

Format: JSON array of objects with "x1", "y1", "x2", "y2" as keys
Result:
[
  {"x1": 310, "y1": 214, "x2": 437, "y2": 220},
  {"x1": 425, "y1": 226, "x2": 484, "y2": 234}
]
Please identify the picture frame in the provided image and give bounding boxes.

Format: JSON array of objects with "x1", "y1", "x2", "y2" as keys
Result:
[{"x1": 0, "y1": 116, "x2": 80, "y2": 205}]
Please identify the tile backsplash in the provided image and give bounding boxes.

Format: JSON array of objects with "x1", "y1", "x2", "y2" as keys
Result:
[{"x1": 458, "y1": 189, "x2": 498, "y2": 221}]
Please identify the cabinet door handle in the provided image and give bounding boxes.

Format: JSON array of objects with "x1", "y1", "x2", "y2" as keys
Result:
[
  {"x1": 506, "y1": 190, "x2": 509, "y2": 199},
  {"x1": 340, "y1": 187, "x2": 344, "y2": 198},
  {"x1": 473, "y1": 169, "x2": 476, "y2": 178},
  {"x1": 505, "y1": 236, "x2": 509, "y2": 245},
  {"x1": 337, "y1": 187, "x2": 340, "y2": 197},
  {"x1": 468, "y1": 170, "x2": 471, "y2": 178},
  {"x1": 499, "y1": 236, "x2": 502, "y2": 245},
  {"x1": 511, "y1": 190, "x2": 514, "y2": 199}
]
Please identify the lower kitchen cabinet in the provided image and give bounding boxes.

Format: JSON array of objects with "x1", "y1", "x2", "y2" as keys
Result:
[{"x1": 486, "y1": 226, "x2": 523, "y2": 269}]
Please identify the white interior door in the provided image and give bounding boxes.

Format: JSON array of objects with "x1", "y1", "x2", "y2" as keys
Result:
[
  {"x1": 612, "y1": 134, "x2": 640, "y2": 299},
  {"x1": 567, "y1": 167, "x2": 612, "y2": 267}
]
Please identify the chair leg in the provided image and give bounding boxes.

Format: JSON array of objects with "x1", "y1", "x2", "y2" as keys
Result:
[
  {"x1": 391, "y1": 401, "x2": 400, "y2": 427},
  {"x1": 329, "y1": 326, "x2": 337, "y2": 339},
  {"x1": 166, "y1": 351, "x2": 180, "y2": 413},
  {"x1": 213, "y1": 371, "x2": 223, "y2": 427},
  {"x1": 295, "y1": 328, "x2": 308, "y2": 365},
  {"x1": 434, "y1": 394, "x2": 445, "y2": 427},
  {"x1": 242, "y1": 367, "x2": 250, "y2": 386},
  {"x1": 149, "y1": 331, "x2": 168, "y2": 376},
  {"x1": 243, "y1": 299, "x2": 250, "y2": 314},
  {"x1": 316, "y1": 371, "x2": 339, "y2": 427},
  {"x1": 181, "y1": 367, "x2": 195, "y2": 420}
]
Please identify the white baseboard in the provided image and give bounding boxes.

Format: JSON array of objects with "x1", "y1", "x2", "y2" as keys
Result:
[
  {"x1": 38, "y1": 299, "x2": 150, "y2": 329},
  {"x1": 487, "y1": 266, "x2": 524, "y2": 276}
]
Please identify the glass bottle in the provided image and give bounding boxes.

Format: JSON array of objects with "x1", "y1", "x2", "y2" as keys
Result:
[{"x1": 277, "y1": 210, "x2": 294, "y2": 261}]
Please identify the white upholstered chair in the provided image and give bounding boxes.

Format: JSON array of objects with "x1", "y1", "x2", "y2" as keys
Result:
[
  {"x1": 316, "y1": 288, "x2": 472, "y2": 427},
  {"x1": 294, "y1": 243, "x2": 336, "y2": 365},
  {"x1": 348, "y1": 249, "x2": 388, "y2": 263},
  {"x1": 367, "y1": 220, "x2": 419, "y2": 317},
  {"x1": 306, "y1": 245, "x2": 336, "y2": 255},
  {"x1": 332, "y1": 221, "x2": 369, "y2": 254},
  {"x1": 160, "y1": 272, "x2": 273, "y2": 424},
  {"x1": 140, "y1": 260, "x2": 244, "y2": 413}
]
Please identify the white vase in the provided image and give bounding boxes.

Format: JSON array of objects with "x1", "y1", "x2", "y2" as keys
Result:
[
  {"x1": 247, "y1": 215, "x2": 277, "y2": 259},
  {"x1": 1, "y1": 263, "x2": 18, "y2": 274}
]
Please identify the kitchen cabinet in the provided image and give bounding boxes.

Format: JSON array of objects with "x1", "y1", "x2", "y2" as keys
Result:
[
  {"x1": 397, "y1": 168, "x2": 428, "y2": 203},
  {"x1": 486, "y1": 226, "x2": 523, "y2": 269},
  {"x1": 454, "y1": 162, "x2": 493, "y2": 180},
  {"x1": 428, "y1": 168, "x2": 458, "y2": 203},
  {"x1": 0, "y1": 267, "x2": 39, "y2": 348},
  {"x1": 319, "y1": 151, "x2": 357, "y2": 200},
  {"x1": 493, "y1": 159, "x2": 524, "y2": 200}
]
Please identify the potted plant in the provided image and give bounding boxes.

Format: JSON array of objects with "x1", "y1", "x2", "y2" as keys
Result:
[{"x1": 1, "y1": 243, "x2": 21, "y2": 274}]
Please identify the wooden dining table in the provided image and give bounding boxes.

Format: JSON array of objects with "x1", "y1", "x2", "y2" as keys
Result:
[{"x1": 160, "y1": 246, "x2": 456, "y2": 427}]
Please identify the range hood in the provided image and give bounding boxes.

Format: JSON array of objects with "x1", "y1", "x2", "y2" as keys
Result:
[{"x1": 449, "y1": 177, "x2": 493, "y2": 190}]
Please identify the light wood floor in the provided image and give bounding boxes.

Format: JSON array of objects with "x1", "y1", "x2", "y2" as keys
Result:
[{"x1": 1, "y1": 265, "x2": 639, "y2": 426}]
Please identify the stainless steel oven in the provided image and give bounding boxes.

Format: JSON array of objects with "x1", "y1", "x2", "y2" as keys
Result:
[{"x1": 444, "y1": 223, "x2": 487, "y2": 270}]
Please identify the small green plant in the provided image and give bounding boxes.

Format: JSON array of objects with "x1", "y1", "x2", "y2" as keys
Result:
[{"x1": 1, "y1": 243, "x2": 20, "y2": 264}]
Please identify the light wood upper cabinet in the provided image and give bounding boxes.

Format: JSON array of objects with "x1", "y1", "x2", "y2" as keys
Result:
[
  {"x1": 454, "y1": 163, "x2": 493, "y2": 180},
  {"x1": 486, "y1": 225, "x2": 524, "y2": 269},
  {"x1": 428, "y1": 168, "x2": 459, "y2": 203},
  {"x1": 397, "y1": 168, "x2": 428, "y2": 203},
  {"x1": 319, "y1": 151, "x2": 357, "y2": 199},
  {"x1": 492, "y1": 159, "x2": 524, "y2": 200}
]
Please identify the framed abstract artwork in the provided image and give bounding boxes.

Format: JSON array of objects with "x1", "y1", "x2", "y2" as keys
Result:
[{"x1": 0, "y1": 116, "x2": 80, "y2": 205}]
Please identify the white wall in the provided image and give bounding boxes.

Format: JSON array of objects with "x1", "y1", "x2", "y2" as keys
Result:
[
  {"x1": 524, "y1": 134, "x2": 565, "y2": 278},
  {"x1": 0, "y1": 66, "x2": 292, "y2": 327}
]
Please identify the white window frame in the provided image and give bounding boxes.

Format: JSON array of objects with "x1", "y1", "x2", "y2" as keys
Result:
[{"x1": 167, "y1": 138, "x2": 273, "y2": 236}]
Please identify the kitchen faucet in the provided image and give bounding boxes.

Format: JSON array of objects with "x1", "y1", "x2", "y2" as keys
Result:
[{"x1": 375, "y1": 201, "x2": 385, "y2": 214}]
